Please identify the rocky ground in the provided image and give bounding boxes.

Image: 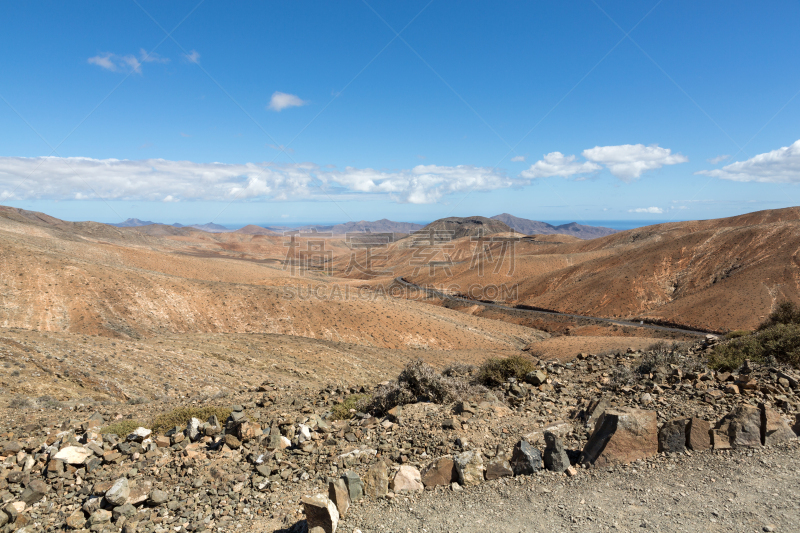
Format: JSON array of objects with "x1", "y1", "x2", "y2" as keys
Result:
[{"x1": 0, "y1": 336, "x2": 799, "y2": 532}]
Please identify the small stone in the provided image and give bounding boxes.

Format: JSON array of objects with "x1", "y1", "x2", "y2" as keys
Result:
[
  {"x1": 442, "y1": 417, "x2": 461, "y2": 430},
  {"x1": 566, "y1": 466, "x2": 578, "y2": 477},
  {"x1": 53, "y1": 446, "x2": 92, "y2": 465},
  {"x1": 223, "y1": 434, "x2": 242, "y2": 449},
  {"x1": 126, "y1": 427, "x2": 151, "y2": 442},
  {"x1": 20, "y1": 479, "x2": 49, "y2": 505},
  {"x1": 185, "y1": 417, "x2": 202, "y2": 441},
  {"x1": 105, "y1": 477, "x2": 130, "y2": 506},
  {"x1": 148, "y1": 488, "x2": 169, "y2": 505},
  {"x1": 302, "y1": 493, "x2": 339, "y2": 533},
  {"x1": 87, "y1": 509, "x2": 112, "y2": 526},
  {"x1": 526, "y1": 370, "x2": 547, "y2": 386}
]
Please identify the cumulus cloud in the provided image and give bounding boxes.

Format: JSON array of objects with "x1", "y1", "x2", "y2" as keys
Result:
[
  {"x1": 628, "y1": 207, "x2": 664, "y2": 214},
  {"x1": 0, "y1": 157, "x2": 514, "y2": 205},
  {"x1": 707, "y1": 154, "x2": 729, "y2": 164},
  {"x1": 510, "y1": 155, "x2": 526, "y2": 162},
  {"x1": 582, "y1": 144, "x2": 688, "y2": 181},
  {"x1": 520, "y1": 152, "x2": 601, "y2": 179},
  {"x1": 268, "y1": 92, "x2": 308, "y2": 112},
  {"x1": 184, "y1": 50, "x2": 200, "y2": 64},
  {"x1": 696, "y1": 140, "x2": 800, "y2": 183}
]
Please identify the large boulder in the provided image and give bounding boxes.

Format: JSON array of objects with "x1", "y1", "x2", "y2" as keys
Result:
[
  {"x1": 484, "y1": 451, "x2": 513, "y2": 480},
  {"x1": 510, "y1": 440, "x2": 542, "y2": 476},
  {"x1": 342, "y1": 471, "x2": 364, "y2": 501},
  {"x1": 454, "y1": 450, "x2": 484, "y2": 485},
  {"x1": 301, "y1": 494, "x2": 339, "y2": 533},
  {"x1": 716, "y1": 405, "x2": 761, "y2": 448},
  {"x1": 364, "y1": 461, "x2": 389, "y2": 498},
  {"x1": 421, "y1": 457, "x2": 456, "y2": 487},
  {"x1": 761, "y1": 405, "x2": 796, "y2": 446},
  {"x1": 686, "y1": 417, "x2": 712, "y2": 451},
  {"x1": 543, "y1": 432, "x2": 570, "y2": 473},
  {"x1": 580, "y1": 407, "x2": 658, "y2": 467},
  {"x1": 391, "y1": 465, "x2": 423, "y2": 492},
  {"x1": 328, "y1": 479, "x2": 350, "y2": 518},
  {"x1": 658, "y1": 418, "x2": 687, "y2": 453}
]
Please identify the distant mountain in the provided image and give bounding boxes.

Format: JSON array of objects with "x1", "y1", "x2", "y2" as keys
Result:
[
  {"x1": 264, "y1": 219, "x2": 424, "y2": 235},
  {"x1": 415, "y1": 216, "x2": 513, "y2": 240},
  {"x1": 235, "y1": 224, "x2": 278, "y2": 235},
  {"x1": 111, "y1": 218, "x2": 156, "y2": 228},
  {"x1": 188, "y1": 222, "x2": 230, "y2": 233},
  {"x1": 491, "y1": 214, "x2": 618, "y2": 240},
  {"x1": 330, "y1": 219, "x2": 424, "y2": 234}
]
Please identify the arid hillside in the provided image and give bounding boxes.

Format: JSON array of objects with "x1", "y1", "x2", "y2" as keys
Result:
[
  {"x1": 0, "y1": 206, "x2": 544, "y2": 352},
  {"x1": 336, "y1": 208, "x2": 800, "y2": 332}
]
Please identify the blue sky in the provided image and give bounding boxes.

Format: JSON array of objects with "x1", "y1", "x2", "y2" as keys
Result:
[{"x1": 1, "y1": 1, "x2": 799, "y2": 227}]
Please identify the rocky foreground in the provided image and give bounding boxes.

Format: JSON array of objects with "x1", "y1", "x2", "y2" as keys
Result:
[{"x1": 1, "y1": 337, "x2": 799, "y2": 532}]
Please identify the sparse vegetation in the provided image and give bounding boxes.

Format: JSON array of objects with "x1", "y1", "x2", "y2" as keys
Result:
[
  {"x1": 758, "y1": 300, "x2": 800, "y2": 330},
  {"x1": 366, "y1": 359, "x2": 487, "y2": 415},
  {"x1": 100, "y1": 419, "x2": 145, "y2": 437},
  {"x1": 331, "y1": 393, "x2": 370, "y2": 420},
  {"x1": 150, "y1": 406, "x2": 232, "y2": 434},
  {"x1": 637, "y1": 342, "x2": 682, "y2": 374},
  {"x1": 8, "y1": 396, "x2": 34, "y2": 409},
  {"x1": 708, "y1": 302, "x2": 800, "y2": 371},
  {"x1": 725, "y1": 329, "x2": 752, "y2": 339},
  {"x1": 474, "y1": 355, "x2": 535, "y2": 386}
]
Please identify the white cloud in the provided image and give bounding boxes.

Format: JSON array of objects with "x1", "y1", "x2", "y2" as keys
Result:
[
  {"x1": 628, "y1": 207, "x2": 664, "y2": 214},
  {"x1": 696, "y1": 140, "x2": 800, "y2": 183},
  {"x1": 707, "y1": 154, "x2": 729, "y2": 164},
  {"x1": 510, "y1": 155, "x2": 526, "y2": 162},
  {"x1": 520, "y1": 152, "x2": 600, "y2": 179},
  {"x1": 184, "y1": 50, "x2": 200, "y2": 64},
  {"x1": 88, "y1": 49, "x2": 168, "y2": 74},
  {"x1": 268, "y1": 91, "x2": 308, "y2": 112},
  {"x1": 582, "y1": 144, "x2": 688, "y2": 181},
  {"x1": 322, "y1": 164, "x2": 513, "y2": 204},
  {"x1": 87, "y1": 53, "x2": 117, "y2": 71},
  {"x1": 0, "y1": 157, "x2": 515, "y2": 205}
]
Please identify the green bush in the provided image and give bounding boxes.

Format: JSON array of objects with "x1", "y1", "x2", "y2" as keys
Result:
[
  {"x1": 758, "y1": 301, "x2": 800, "y2": 330},
  {"x1": 475, "y1": 355, "x2": 536, "y2": 386},
  {"x1": 709, "y1": 322, "x2": 800, "y2": 371},
  {"x1": 331, "y1": 394, "x2": 370, "y2": 420}
]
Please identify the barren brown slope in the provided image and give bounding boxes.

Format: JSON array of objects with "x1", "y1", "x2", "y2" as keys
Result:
[
  {"x1": 0, "y1": 206, "x2": 545, "y2": 350},
  {"x1": 339, "y1": 207, "x2": 800, "y2": 332}
]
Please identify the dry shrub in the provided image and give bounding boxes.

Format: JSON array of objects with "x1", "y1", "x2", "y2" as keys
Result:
[
  {"x1": 331, "y1": 393, "x2": 370, "y2": 420},
  {"x1": 710, "y1": 323, "x2": 800, "y2": 371},
  {"x1": 100, "y1": 419, "x2": 145, "y2": 437},
  {"x1": 474, "y1": 355, "x2": 535, "y2": 386},
  {"x1": 637, "y1": 342, "x2": 682, "y2": 374},
  {"x1": 367, "y1": 359, "x2": 486, "y2": 415},
  {"x1": 150, "y1": 406, "x2": 232, "y2": 434},
  {"x1": 442, "y1": 362, "x2": 476, "y2": 379}
]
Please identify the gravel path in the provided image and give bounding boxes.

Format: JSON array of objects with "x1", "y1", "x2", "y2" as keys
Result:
[{"x1": 334, "y1": 441, "x2": 800, "y2": 533}]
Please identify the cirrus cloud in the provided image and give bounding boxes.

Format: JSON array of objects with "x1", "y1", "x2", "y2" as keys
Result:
[{"x1": 696, "y1": 140, "x2": 800, "y2": 183}]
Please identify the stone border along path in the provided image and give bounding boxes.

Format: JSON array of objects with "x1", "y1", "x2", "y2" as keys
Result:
[
  {"x1": 334, "y1": 440, "x2": 800, "y2": 533},
  {"x1": 393, "y1": 278, "x2": 712, "y2": 337}
]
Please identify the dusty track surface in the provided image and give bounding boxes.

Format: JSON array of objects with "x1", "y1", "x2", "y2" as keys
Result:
[{"x1": 336, "y1": 441, "x2": 800, "y2": 533}]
